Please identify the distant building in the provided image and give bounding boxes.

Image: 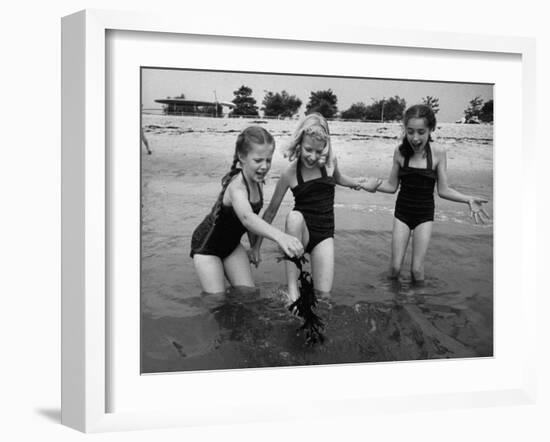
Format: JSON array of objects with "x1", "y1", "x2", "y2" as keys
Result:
[{"x1": 154, "y1": 98, "x2": 235, "y2": 117}]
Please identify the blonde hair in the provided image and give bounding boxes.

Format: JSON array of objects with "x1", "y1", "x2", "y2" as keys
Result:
[{"x1": 282, "y1": 113, "x2": 334, "y2": 167}]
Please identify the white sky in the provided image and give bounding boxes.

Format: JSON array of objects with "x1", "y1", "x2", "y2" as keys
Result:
[{"x1": 141, "y1": 68, "x2": 493, "y2": 123}]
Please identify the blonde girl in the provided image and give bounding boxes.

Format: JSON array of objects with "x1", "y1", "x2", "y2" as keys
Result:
[{"x1": 251, "y1": 113, "x2": 379, "y2": 303}]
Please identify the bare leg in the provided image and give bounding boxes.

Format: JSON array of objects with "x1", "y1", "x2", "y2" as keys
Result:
[
  {"x1": 193, "y1": 254, "x2": 226, "y2": 294},
  {"x1": 285, "y1": 210, "x2": 309, "y2": 303},
  {"x1": 410, "y1": 221, "x2": 433, "y2": 283},
  {"x1": 389, "y1": 217, "x2": 412, "y2": 279},
  {"x1": 223, "y1": 244, "x2": 255, "y2": 288},
  {"x1": 141, "y1": 128, "x2": 152, "y2": 154},
  {"x1": 310, "y1": 238, "x2": 334, "y2": 296}
]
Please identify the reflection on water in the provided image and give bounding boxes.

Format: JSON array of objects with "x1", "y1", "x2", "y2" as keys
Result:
[{"x1": 141, "y1": 263, "x2": 493, "y2": 374}]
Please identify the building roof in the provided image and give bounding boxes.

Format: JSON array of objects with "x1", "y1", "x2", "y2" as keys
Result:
[{"x1": 154, "y1": 98, "x2": 235, "y2": 108}]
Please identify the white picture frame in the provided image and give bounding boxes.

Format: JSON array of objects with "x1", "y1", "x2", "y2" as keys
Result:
[{"x1": 61, "y1": 9, "x2": 537, "y2": 433}]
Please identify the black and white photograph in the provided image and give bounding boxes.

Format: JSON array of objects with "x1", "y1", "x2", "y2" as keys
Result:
[
  {"x1": 5, "y1": 0, "x2": 550, "y2": 438},
  {"x1": 140, "y1": 67, "x2": 493, "y2": 373}
]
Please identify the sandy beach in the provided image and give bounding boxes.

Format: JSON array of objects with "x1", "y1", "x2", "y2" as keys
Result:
[{"x1": 140, "y1": 115, "x2": 493, "y2": 373}]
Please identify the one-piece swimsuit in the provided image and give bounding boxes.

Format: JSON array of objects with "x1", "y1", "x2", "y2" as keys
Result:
[
  {"x1": 190, "y1": 170, "x2": 263, "y2": 259},
  {"x1": 394, "y1": 144, "x2": 437, "y2": 230},
  {"x1": 291, "y1": 160, "x2": 336, "y2": 254}
]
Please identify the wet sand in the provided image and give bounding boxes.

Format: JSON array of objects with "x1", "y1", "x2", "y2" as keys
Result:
[{"x1": 140, "y1": 115, "x2": 493, "y2": 373}]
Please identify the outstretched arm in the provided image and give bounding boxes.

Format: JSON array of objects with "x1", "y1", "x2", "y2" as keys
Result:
[
  {"x1": 332, "y1": 156, "x2": 378, "y2": 190},
  {"x1": 374, "y1": 147, "x2": 401, "y2": 194},
  {"x1": 229, "y1": 174, "x2": 302, "y2": 260},
  {"x1": 333, "y1": 157, "x2": 361, "y2": 189},
  {"x1": 249, "y1": 172, "x2": 291, "y2": 255},
  {"x1": 436, "y1": 146, "x2": 490, "y2": 224}
]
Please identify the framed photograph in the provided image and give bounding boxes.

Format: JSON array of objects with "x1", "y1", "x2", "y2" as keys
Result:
[
  {"x1": 62, "y1": 9, "x2": 537, "y2": 433},
  {"x1": 140, "y1": 67, "x2": 495, "y2": 373}
]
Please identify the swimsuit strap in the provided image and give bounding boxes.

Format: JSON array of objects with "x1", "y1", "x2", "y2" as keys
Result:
[
  {"x1": 240, "y1": 169, "x2": 264, "y2": 204},
  {"x1": 297, "y1": 159, "x2": 329, "y2": 183},
  {"x1": 404, "y1": 144, "x2": 433, "y2": 170},
  {"x1": 426, "y1": 143, "x2": 433, "y2": 170},
  {"x1": 257, "y1": 181, "x2": 263, "y2": 203},
  {"x1": 240, "y1": 169, "x2": 251, "y2": 199},
  {"x1": 296, "y1": 159, "x2": 304, "y2": 185}
]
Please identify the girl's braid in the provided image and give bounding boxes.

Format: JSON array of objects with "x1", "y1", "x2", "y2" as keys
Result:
[{"x1": 211, "y1": 142, "x2": 242, "y2": 223}]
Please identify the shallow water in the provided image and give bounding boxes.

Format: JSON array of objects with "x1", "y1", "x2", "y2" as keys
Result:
[
  {"x1": 141, "y1": 229, "x2": 492, "y2": 373},
  {"x1": 140, "y1": 115, "x2": 493, "y2": 374}
]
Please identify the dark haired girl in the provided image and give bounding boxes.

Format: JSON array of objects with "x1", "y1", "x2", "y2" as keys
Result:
[
  {"x1": 190, "y1": 126, "x2": 303, "y2": 294},
  {"x1": 373, "y1": 104, "x2": 490, "y2": 282}
]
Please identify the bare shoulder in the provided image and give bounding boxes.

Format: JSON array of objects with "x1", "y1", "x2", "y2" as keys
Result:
[
  {"x1": 280, "y1": 161, "x2": 296, "y2": 181},
  {"x1": 326, "y1": 155, "x2": 337, "y2": 176},
  {"x1": 431, "y1": 143, "x2": 447, "y2": 158},
  {"x1": 286, "y1": 160, "x2": 298, "y2": 174},
  {"x1": 224, "y1": 172, "x2": 247, "y2": 204},
  {"x1": 431, "y1": 144, "x2": 447, "y2": 165},
  {"x1": 227, "y1": 172, "x2": 245, "y2": 189},
  {"x1": 277, "y1": 160, "x2": 299, "y2": 188},
  {"x1": 392, "y1": 145, "x2": 404, "y2": 165}
]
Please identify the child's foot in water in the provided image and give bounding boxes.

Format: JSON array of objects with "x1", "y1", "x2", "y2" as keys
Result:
[
  {"x1": 274, "y1": 288, "x2": 299, "y2": 315},
  {"x1": 280, "y1": 289, "x2": 301, "y2": 316},
  {"x1": 315, "y1": 290, "x2": 332, "y2": 310},
  {"x1": 287, "y1": 288, "x2": 299, "y2": 304}
]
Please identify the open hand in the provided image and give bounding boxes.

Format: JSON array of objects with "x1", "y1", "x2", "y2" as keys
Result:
[{"x1": 468, "y1": 198, "x2": 490, "y2": 224}]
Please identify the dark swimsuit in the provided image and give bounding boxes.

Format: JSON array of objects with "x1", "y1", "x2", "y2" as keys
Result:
[
  {"x1": 394, "y1": 145, "x2": 437, "y2": 230},
  {"x1": 190, "y1": 170, "x2": 263, "y2": 259},
  {"x1": 291, "y1": 160, "x2": 336, "y2": 254}
]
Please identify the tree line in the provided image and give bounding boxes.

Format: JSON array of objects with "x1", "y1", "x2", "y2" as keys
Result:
[
  {"x1": 166, "y1": 87, "x2": 493, "y2": 123},
  {"x1": 462, "y1": 96, "x2": 493, "y2": 123}
]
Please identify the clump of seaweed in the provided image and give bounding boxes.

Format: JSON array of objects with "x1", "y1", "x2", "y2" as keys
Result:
[{"x1": 277, "y1": 255, "x2": 325, "y2": 345}]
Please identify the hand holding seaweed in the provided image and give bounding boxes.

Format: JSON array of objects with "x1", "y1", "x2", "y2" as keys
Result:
[{"x1": 277, "y1": 255, "x2": 326, "y2": 345}]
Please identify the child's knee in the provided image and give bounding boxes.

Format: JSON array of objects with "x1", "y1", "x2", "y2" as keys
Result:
[{"x1": 285, "y1": 211, "x2": 304, "y2": 231}]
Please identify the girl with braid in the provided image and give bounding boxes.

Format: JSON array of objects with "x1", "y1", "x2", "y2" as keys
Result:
[{"x1": 190, "y1": 126, "x2": 304, "y2": 294}]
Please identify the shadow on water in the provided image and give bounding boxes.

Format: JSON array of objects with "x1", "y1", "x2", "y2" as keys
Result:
[{"x1": 141, "y1": 273, "x2": 493, "y2": 374}]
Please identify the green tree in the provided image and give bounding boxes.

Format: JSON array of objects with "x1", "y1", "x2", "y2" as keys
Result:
[
  {"x1": 305, "y1": 89, "x2": 338, "y2": 119},
  {"x1": 421, "y1": 96, "x2": 440, "y2": 114},
  {"x1": 479, "y1": 99, "x2": 493, "y2": 123},
  {"x1": 464, "y1": 96, "x2": 484, "y2": 122},
  {"x1": 341, "y1": 102, "x2": 369, "y2": 120},
  {"x1": 261, "y1": 90, "x2": 302, "y2": 118},
  {"x1": 230, "y1": 85, "x2": 259, "y2": 117}
]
